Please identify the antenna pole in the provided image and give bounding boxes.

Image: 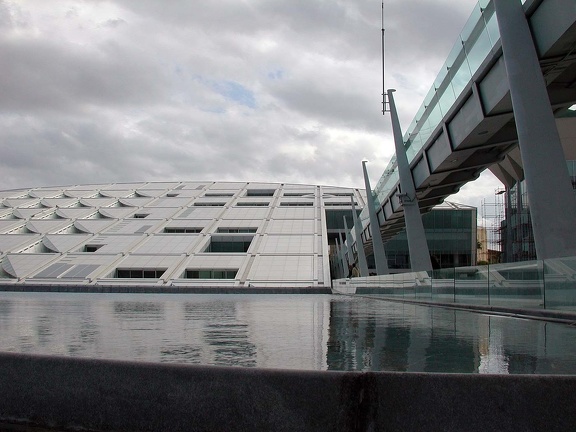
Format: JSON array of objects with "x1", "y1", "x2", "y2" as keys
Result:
[{"x1": 381, "y1": 1, "x2": 388, "y2": 114}]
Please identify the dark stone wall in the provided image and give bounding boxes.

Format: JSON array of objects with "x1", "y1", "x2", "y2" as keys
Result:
[{"x1": 1, "y1": 352, "x2": 575, "y2": 431}]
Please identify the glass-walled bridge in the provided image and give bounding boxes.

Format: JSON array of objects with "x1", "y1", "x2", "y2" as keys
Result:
[{"x1": 353, "y1": 0, "x2": 576, "y2": 260}]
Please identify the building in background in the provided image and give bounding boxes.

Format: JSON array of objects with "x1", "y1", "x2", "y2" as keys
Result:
[
  {"x1": 378, "y1": 202, "x2": 477, "y2": 270},
  {"x1": 490, "y1": 112, "x2": 576, "y2": 263},
  {"x1": 0, "y1": 181, "x2": 366, "y2": 291}
]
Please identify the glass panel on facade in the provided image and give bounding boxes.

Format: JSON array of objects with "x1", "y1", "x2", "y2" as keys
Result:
[{"x1": 186, "y1": 269, "x2": 238, "y2": 279}]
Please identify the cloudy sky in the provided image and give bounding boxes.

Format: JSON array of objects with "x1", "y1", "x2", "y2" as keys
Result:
[{"x1": 0, "y1": 0, "x2": 502, "y2": 213}]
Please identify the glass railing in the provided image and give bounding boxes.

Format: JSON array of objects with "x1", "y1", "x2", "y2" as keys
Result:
[
  {"x1": 360, "y1": 0, "x2": 501, "y2": 225},
  {"x1": 334, "y1": 256, "x2": 576, "y2": 312}
]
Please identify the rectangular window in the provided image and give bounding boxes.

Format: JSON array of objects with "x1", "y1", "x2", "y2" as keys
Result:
[
  {"x1": 205, "y1": 235, "x2": 254, "y2": 253},
  {"x1": 194, "y1": 202, "x2": 226, "y2": 207},
  {"x1": 116, "y1": 268, "x2": 166, "y2": 278},
  {"x1": 236, "y1": 202, "x2": 269, "y2": 207},
  {"x1": 204, "y1": 193, "x2": 234, "y2": 197},
  {"x1": 84, "y1": 244, "x2": 103, "y2": 252},
  {"x1": 217, "y1": 227, "x2": 257, "y2": 233},
  {"x1": 164, "y1": 227, "x2": 203, "y2": 233},
  {"x1": 185, "y1": 269, "x2": 238, "y2": 279},
  {"x1": 325, "y1": 209, "x2": 358, "y2": 230},
  {"x1": 246, "y1": 189, "x2": 276, "y2": 197},
  {"x1": 283, "y1": 192, "x2": 307, "y2": 197},
  {"x1": 324, "y1": 202, "x2": 357, "y2": 206},
  {"x1": 279, "y1": 202, "x2": 313, "y2": 206},
  {"x1": 133, "y1": 213, "x2": 149, "y2": 218},
  {"x1": 166, "y1": 193, "x2": 179, "y2": 197}
]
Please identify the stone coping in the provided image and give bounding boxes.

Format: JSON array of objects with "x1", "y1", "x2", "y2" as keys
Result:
[
  {"x1": 1, "y1": 352, "x2": 576, "y2": 431},
  {"x1": 0, "y1": 285, "x2": 331, "y2": 294}
]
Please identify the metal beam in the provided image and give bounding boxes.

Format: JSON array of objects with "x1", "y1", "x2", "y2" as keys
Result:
[
  {"x1": 350, "y1": 196, "x2": 369, "y2": 276},
  {"x1": 362, "y1": 161, "x2": 389, "y2": 274},
  {"x1": 388, "y1": 90, "x2": 433, "y2": 271},
  {"x1": 495, "y1": 0, "x2": 576, "y2": 259}
]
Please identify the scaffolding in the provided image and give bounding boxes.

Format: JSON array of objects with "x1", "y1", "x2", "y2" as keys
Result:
[{"x1": 479, "y1": 188, "x2": 506, "y2": 263}]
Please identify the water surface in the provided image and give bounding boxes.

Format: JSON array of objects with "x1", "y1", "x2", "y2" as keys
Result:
[{"x1": 1, "y1": 292, "x2": 575, "y2": 374}]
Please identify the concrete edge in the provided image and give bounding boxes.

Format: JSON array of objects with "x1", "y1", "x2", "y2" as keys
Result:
[
  {"x1": 0, "y1": 285, "x2": 331, "y2": 294},
  {"x1": 1, "y1": 352, "x2": 576, "y2": 432}
]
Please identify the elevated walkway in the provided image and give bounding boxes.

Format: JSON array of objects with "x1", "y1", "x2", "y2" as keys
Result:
[{"x1": 359, "y1": 0, "x2": 576, "y2": 244}]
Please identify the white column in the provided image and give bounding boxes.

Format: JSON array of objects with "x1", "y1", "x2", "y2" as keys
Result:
[
  {"x1": 350, "y1": 196, "x2": 370, "y2": 276},
  {"x1": 387, "y1": 90, "x2": 432, "y2": 271},
  {"x1": 494, "y1": 0, "x2": 576, "y2": 259},
  {"x1": 338, "y1": 232, "x2": 348, "y2": 277},
  {"x1": 342, "y1": 216, "x2": 352, "y2": 267},
  {"x1": 362, "y1": 161, "x2": 390, "y2": 274}
]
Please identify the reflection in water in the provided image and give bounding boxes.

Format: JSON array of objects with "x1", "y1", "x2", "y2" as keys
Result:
[
  {"x1": 326, "y1": 299, "x2": 576, "y2": 374},
  {"x1": 160, "y1": 345, "x2": 201, "y2": 364},
  {"x1": 0, "y1": 293, "x2": 575, "y2": 373},
  {"x1": 381, "y1": 326, "x2": 410, "y2": 372},
  {"x1": 113, "y1": 301, "x2": 164, "y2": 317},
  {"x1": 205, "y1": 323, "x2": 256, "y2": 367}
]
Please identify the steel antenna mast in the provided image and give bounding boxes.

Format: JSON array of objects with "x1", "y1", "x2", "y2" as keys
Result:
[{"x1": 381, "y1": 0, "x2": 389, "y2": 114}]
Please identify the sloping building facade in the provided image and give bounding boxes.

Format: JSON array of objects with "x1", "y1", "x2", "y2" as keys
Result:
[{"x1": 0, "y1": 181, "x2": 365, "y2": 291}]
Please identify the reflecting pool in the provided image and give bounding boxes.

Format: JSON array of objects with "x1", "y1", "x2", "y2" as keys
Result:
[{"x1": 0, "y1": 293, "x2": 575, "y2": 374}]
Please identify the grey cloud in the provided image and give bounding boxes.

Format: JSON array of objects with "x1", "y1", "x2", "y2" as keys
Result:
[
  {"x1": 0, "y1": 36, "x2": 168, "y2": 113},
  {"x1": 268, "y1": 77, "x2": 381, "y2": 132},
  {"x1": 0, "y1": 1, "x2": 10, "y2": 30},
  {"x1": 101, "y1": 18, "x2": 126, "y2": 29},
  {"x1": 0, "y1": 0, "x2": 484, "y2": 202}
]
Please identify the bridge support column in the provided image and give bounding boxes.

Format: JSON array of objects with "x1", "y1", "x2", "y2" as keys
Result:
[
  {"x1": 338, "y1": 232, "x2": 348, "y2": 277},
  {"x1": 342, "y1": 216, "x2": 352, "y2": 267},
  {"x1": 494, "y1": 0, "x2": 576, "y2": 259},
  {"x1": 387, "y1": 90, "x2": 432, "y2": 271},
  {"x1": 334, "y1": 237, "x2": 343, "y2": 278},
  {"x1": 362, "y1": 161, "x2": 389, "y2": 274},
  {"x1": 350, "y1": 197, "x2": 369, "y2": 276}
]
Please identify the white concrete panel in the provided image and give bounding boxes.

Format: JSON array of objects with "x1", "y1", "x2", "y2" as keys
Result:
[
  {"x1": 141, "y1": 182, "x2": 181, "y2": 189},
  {"x1": 80, "y1": 198, "x2": 117, "y2": 207},
  {"x1": 13, "y1": 209, "x2": 50, "y2": 219},
  {"x1": 248, "y1": 255, "x2": 315, "y2": 281},
  {"x1": 183, "y1": 254, "x2": 247, "y2": 269},
  {"x1": 40, "y1": 198, "x2": 79, "y2": 208},
  {"x1": 0, "y1": 234, "x2": 41, "y2": 253},
  {"x1": 99, "y1": 208, "x2": 137, "y2": 219},
  {"x1": 102, "y1": 219, "x2": 162, "y2": 235},
  {"x1": 0, "y1": 220, "x2": 26, "y2": 234},
  {"x1": 3, "y1": 199, "x2": 40, "y2": 208},
  {"x1": 25, "y1": 220, "x2": 71, "y2": 234},
  {"x1": 55, "y1": 208, "x2": 97, "y2": 219},
  {"x1": 271, "y1": 207, "x2": 316, "y2": 220},
  {"x1": 2, "y1": 253, "x2": 59, "y2": 278},
  {"x1": 99, "y1": 190, "x2": 137, "y2": 198},
  {"x1": 74, "y1": 219, "x2": 118, "y2": 234},
  {"x1": 132, "y1": 235, "x2": 200, "y2": 255},
  {"x1": 42, "y1": 235, "x2": 93, "y2": 253},
  {"x1": 222, "y1": 207, "x2": 270, "y2": 220},
  {"x1": 85, "y1": 235, "x2": 146, "y2": 254},
  {"x1": 258, "y1": 235, "x2": 315, "y2": 254},
  {"x1": 28, "y1": 190, "x2": 64, "y2": 198},
  {"x1": 151, "y1": 197, "x2": 194, "y2": 208},
  {"x1": 176, "y1": 207, "x2": 223, "y2": 219}
]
